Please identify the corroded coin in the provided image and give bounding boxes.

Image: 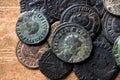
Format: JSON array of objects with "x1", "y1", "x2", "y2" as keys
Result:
[
  {"x1": 113, "y1": 36, "x2": 120, "y2": 67},
  {"x1": 103, "y1": 0, "x2": 120, "y2": 16},
  {"x1": 51, "y1": 23, "x2": 92, "y2": 63},
  {"x1": 74, "y1": 41, "x2": 119, "y2": 80},
  {"x1": 47, "y1": 21, "x2": 60, "y2": 46},
  {"x1": 102, "y1": 12, "x2": 120, "y2": 44},
  {"x1": 16, "y1": 41, "x2": 49, "y2": 68},
  {"x1": 16, "y1": 10, "x2": 49, "y2": 45},
  {"x1": 39, "y1": 48, "x2": 73, "y2": 79},
  {"x1": 60, "y1": 4, "x2": 100, "y2": 38}
]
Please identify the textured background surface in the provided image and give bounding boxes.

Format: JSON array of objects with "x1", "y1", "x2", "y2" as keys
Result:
[{"x1": 0, "y1": 0, "x2": 120, "y2": 80}]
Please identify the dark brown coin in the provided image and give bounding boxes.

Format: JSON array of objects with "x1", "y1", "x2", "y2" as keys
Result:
[
  {"x1": 16, "y1": 41, "x2": 49, "y2": 69},
  {"x1": 38, "y1": 48, "x2": 73, "y2": 79},
  {"x1": 60, "y1": 4, "x2": 101, "y2": 38},
  {"x1": 102, "y1": 12, "x2": 120, "y2": 44},
  {"x1": 74, "y1": 41, "x2": 119, "y2": 80}
]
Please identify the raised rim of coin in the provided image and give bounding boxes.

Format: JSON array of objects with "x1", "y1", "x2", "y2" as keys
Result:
[{"x1": 16, "y1": 10, "x2": 49, "y2": 45}]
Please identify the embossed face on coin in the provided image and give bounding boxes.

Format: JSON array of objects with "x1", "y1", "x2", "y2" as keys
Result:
[
  {"x1": 16, "y1": 11, "x2": 49, "y2": 44},
  {"x1": 74, "y1": 41, "x2": 119, "y2": 80},
  {"x1": 16, "y1": 41, "x2": 48, "y2": 68},
  {"x1": 51, "y1": 23, "x2": 92, "y2": 63},
  {"x1": 60, "y1": 4, "x2": 100, "y2": 38},
  {"x1": 103, "y1": 0, "x2": 120, "y2": 16}
]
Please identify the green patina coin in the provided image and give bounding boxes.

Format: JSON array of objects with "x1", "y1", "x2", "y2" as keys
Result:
[
  {"x1": 16, "y1": 10, "x2": 49, "y2": 45},
  {"x1": 113, "y1": 36, "x2": 120, "y2": 66},
  {"x1": 51, "y1": 23, "x2": 92, "y2": 63}
]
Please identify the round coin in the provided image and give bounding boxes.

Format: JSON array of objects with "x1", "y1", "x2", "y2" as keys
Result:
[
  {"x1": 60, "y1": 4, "x2": 101, "y2": 38},
  {"x1": 113, "y1": 36, "x2": 120, "y2": 67},
  {"x1": 16, "y1": 41, "x2": 49, "y2": 68},
  {"x1": 16, "y1": 10, "x2": 49, "y2": 45},
  {"x1": 102, "y1": 12, "x2": 120, "y2": 44},
  {"x1": 47, "y1": 21, "x2": 60, "y2": 46},
  {"x1": 74, "y1": 41, "x2": 119, "y2": 80},
  {"x1": 51, "y1": 23, "x2": 92, "y2": 63},
  {"x1": 39, "y1": 48, "x2": 73, "y2": 79},
  {"x1": 103, "y1": 0, "x2": 120, "y2": 16}
]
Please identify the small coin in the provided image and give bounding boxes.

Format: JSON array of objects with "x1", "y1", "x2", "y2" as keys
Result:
[
  {"x1": 103, "y1": 0, "x2": 120, "y2": 16},
  {"x1": 47, "y1": 21, "x2": 60, "y2": 46},
  {"x1": 16, "y1": 10, "x2": 49, "y2": 45},
  {"x1": 102, "y1": 12, "x2": 120, "y2": 44},
  {"x1": 38, "y1": 48, "x2": 73, "y2": 79},
  {"x1": 60, "y1": 4, "x2": 101, "y2": 38},
  {"x1": 74, "y1": 41, "x2": 119, "y2": 80},
  {"x1": 51, "y1": 23, "x2": 92, "y2": 63},
  {"x1": 113, "y1": 36, "x2": 120, "y2": 67},
  {"x1": 16, "y1": 41, "x2": 49, "y2": 68}
]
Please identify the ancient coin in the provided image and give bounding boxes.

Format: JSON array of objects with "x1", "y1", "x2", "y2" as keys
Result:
[
  {"x1": 60, "y1": 4, "x2": 101, "y2": 38},
  {"x1": 47, "y1": 21, "x2": 60, "y2": 46},
  {"x1": 16, "y1": 10, "x2": 49, "y2": 45},
  {"x1": 102, "y1": 12, "x2": 120, "y2": 44},
  {"x1": 51, "y1": 23, "x2": 92, "y2": 63},
  {"x1": 38, "y1": 48, "x2": 73, "y2": 79},
  {"x1": 16, "y1": 41, "x2": 49, "y2": 69},
  {"x1": 103, "y1": 0, "x2": 120, "y2": 16},
  {"x1": 113, "y1": 36, "x2": 120, "y2": 67},
  {"x1": 74, "y1": 41, "x2": 119, "y2": 80}
]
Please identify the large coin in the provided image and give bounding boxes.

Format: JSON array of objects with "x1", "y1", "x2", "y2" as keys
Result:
[
  {"x1": 16, "y1": 10, "x2": 49, "y2": 45},
  {"x1": 102, "y1": 12, "x2": 120, "y2": 44},
  {"x1": 113, "y1": 36, "x2": 120, "y2": 67},
  {"x1": 74, "y1": 41, "x2": 119, "y2": 80},
  {"x1": 16, "y1": 41, "x2": 49, "y2": 68},
  {"x1": 103, "y1": 0, "x2": 120, "y2": 16},
  {"x1": 60, "y1": 4, "x2": 101, "y2": 38},
  {"x1": 51, "y1": 23, "x2": 92, "y2": 63},
  {"x1": 38, "y1": 48, "x2": 73, "y2": 79}
]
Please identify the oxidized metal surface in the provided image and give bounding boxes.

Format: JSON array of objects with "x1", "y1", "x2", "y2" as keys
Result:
[
  {"x1": 47, "y1": 21, "x2": 60, "y2": 46},
  {"x1": 113, "y1": 36, "x2": 120, "y2": 67},
  {"x1": 51, "y1": 23, "x2": 92, "y2": 63},
  {"x1": 74, "y1": 41, "x2": 119, "y2": 80},
  {"x1": 39, "y1": 48, "x2": 73, "y2": 79},
  {"x1": 102, "y1": 12, "x2": 120, "y2": 44},
  {"x1": 103, "y1": 0, "x2": 120, "y2": 16},
  {"x1": 16, "y1": 41, "x2": 49, "y2": 68},
  {"x1": 60, "y1": 4, "x2": 100, "y2": 38},
  {"x1": 16, "y1": 10, "x2": 49, "y2": 45}
]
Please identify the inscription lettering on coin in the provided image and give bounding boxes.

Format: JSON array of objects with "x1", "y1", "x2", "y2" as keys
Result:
[
  {"x1": 39, "y1": 49, "x2": 73, "y2": 79},
  {"x1": 103, "y1": 0, "x2": 120, "y2": 16},
  {"x1": 16, "y1": 41, "x2": 48, "y2": 68},
  {"x1": 16, "y1": 11, "x2": 49, "y2": 44},
  {"x1": 74, "y1": 41, "x2": 119, "y2": 80},
  {"x1": 60, "y1": 4, "x2": 100, "y2": 38},
  {"x1": 51, "y1": 23, "x2": 92, "y2": 63}
]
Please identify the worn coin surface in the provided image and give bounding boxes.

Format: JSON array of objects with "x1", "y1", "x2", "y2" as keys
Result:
[
  {"x1": 113, "y1": 36, "x2": 120, "y2": 67},
  {"x1": 47, "y1": 21, "x2": 60, "y2": 46},
  {"x1": 51, "y1": 23, "x2": 92, "y2": 63},
  {"x1": 60, "y1": 4, "x2": 100, "y2": 38},
  {"x1": 102, "y1": 12, "x2": 120, "y2": 44},
  {"x1": 103, "y1": 0, "x2": 120, "y2": 16},
  {"x1": 39, "y1": 48, "x2": 73, "y2": 79},
  {"x1": 16, "y1": 10, "x2": 49, "y2": 45},
  {"x1": 74, "y1": 41, "x2": 119, "y2": 80},
  {"x1": 16, "y1": 41, "x2": 49, "y2": 68}
]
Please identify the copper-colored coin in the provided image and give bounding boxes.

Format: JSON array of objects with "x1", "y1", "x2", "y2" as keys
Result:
[
  {"x1": 16, "y1": 41, "x2": 49, "y2": 69},
  {"x1": 103, "y1": 0, "x2": 120, "y2": 16},
  {"x1": 47, "y1": 21, "x2": 60, "y2": 46}
]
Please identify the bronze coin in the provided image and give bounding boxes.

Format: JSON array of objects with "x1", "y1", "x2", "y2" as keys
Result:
[
  {"x1": 16, "y1": 41, "x2": 49, "y2": 69},
  {"x1": 51, "y1": 23, "x2": 92, "y2": 63},
  {"x1": 103, "y1": 0, "x2": 120, "y2": 16},
  {"x1": 47, "y1": 21, "x2": 60, "y2": 46}
]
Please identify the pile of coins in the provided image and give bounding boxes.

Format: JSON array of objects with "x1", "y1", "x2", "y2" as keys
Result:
[{"x1": 15, "y1": 0, "x2": 120, "y2": 80}]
